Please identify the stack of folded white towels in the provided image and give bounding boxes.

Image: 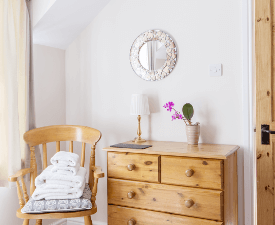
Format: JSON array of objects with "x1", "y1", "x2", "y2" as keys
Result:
[{"x1": 32, "y1": 151, "x2": 86, "y2": 200}]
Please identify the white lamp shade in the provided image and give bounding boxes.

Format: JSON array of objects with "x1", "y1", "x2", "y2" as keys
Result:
[{"x1": 130, "y1": 94, "x2": 150, "y2": 115}]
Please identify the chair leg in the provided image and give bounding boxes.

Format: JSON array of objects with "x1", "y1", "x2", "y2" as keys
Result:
[
  {"x1": 35, "y1": 219, "x2": 42, "y2": 225},
  {"x1": 84, "y1": 216, "x2": 93, "y2": 225},
  {"x1": 23, "y1": 219, "x2": 29, "y2": 225}
]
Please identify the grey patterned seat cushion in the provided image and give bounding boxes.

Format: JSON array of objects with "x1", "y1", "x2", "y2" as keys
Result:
[{"x1": 21, "y1": 183, "x2": 93, "y2": 214}]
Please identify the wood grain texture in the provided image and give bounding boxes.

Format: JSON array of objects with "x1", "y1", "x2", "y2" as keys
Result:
[
  {"x1": 94, "y1": 166, "x2": 104, "y2": 178},
  {"x1": 21, "y1": 177, "x2": 29, "y2": 203},
  {"x1": 23, "y1": 219, "x2": 29, "y2": 225},
  {"x1": 23, "y1": 125, "x2": 101, "y2": 146},
  {"x1": 16, "y1": 180, "x2": 24, "y2": 208},
  {"x1": 89, "y1": 145, "x2": 96, "y2": 192},
  {"x1": 56, "y1": 141, "x2": 60, "y2": 152},
  {"x1": 108, "y1": 205, "x2": 223, "y2": 225},
  {"x1": 84, "y1": 216, "x2": 93, "y2": 225},
  {"x1": 92, "y1": 178, "x2": 99, "y2": 204},
  {"x1": 255, "y1": 0, "x2": 274, "y2": 223},
  {"x1": 108, "y1": 152, "x2": 160, "y2": 183},
  {"x1": 161, "y1": 156, "x2": 223, "y2": 190},
  {"x1": 272, "y1": 0, "x2": 275, "y2": 222},
  {"x1": 273, "y1": 0, "x2": 275, "y2": 123},
  {"x1": 108, "y1": 178, "x2": 223, "y2": 221},
  {"x1": 30, "y1": 146, "x2": 37, "y2": 195},
  {"x1": 103, "y1": 141, "x2": 239, "y2": 159},
  {"x1": 69, "y1": 141, "x2": 73, "y2": 153},
  {"x1": 43, "y1": 143, "x2": 47, "y2": 169},
  {"x1": 35, "y1": 219, "x2": 42, "y2": 225},
  {"x1": 224, "y1": 151, "x2": 238, "y2": 225},
  {"x1": 81, "y1": 142, "x2": 86, "y2": 167},
  {"x1": 8, "y1": 168, "x2": 34, "y2": 182}
]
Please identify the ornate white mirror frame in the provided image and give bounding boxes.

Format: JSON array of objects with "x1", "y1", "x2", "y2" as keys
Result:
[{"x1": 130, "y1": 30, "x2": 177, "y2": 81}]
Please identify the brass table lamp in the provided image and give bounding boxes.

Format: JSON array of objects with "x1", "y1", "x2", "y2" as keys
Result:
[{"x1": 130, "y1": 94, "x2": 150, "y2": 144}]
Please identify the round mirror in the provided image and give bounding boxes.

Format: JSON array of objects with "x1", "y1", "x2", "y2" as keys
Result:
[
  {"x1": 130, "y1": 30, "x2": 177, "y2": 81},
  {"x1": 139, "y1": 41, "x2": 166, "y2": 70}
]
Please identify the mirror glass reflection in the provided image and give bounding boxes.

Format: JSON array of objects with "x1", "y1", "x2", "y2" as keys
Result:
[{"x1": 139, "y1": 41, "x2": 166, "y2": 70}]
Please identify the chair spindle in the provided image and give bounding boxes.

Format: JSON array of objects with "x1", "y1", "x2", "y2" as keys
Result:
[
  {"x1": 30, "y1": 146, "x2": 37, "y2": 195},
  {"x1": 91, "y1": 178, "x2": 98, "y2": 204},
  {"x1": 89, "y1": 145, "x2": 96, "y2": 191},
  {"x1": 21, "y1": 177, "x2": 29, "y2": 203},
  {"x1": 81, "y1": 142, "x2": 86, "y2": 167},
  {"x1": 84, "y1": 216, "x2": 92, "y2": 225},
  {"x1": 56, "y1": 141, "x2": 60, "y2": 152},
  {"x1": 42, "y1": 143, "x2": 47, "y2": 169},
  {"x1": 69, "y1": 141, "x2": 73, "y2": 153},
  {"x1": 35, "y1": 219, "x2": 42, "y2": 225},
  {"x1": 16, "y1": 180, "x2": 25, "y2": 208},
  {"x1": 23, "y1": 219, "x2": 29, "y2": 225}
]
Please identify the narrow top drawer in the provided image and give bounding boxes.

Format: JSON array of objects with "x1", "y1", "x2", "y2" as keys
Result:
[
  {"x1": 161, "y1": 156, "x2": 223, "y2": 190},
  {"x1": 108, "y1": 152, "x2": 160, "y2": 183}
]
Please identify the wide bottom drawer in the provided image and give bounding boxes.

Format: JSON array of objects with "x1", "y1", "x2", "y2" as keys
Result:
[
  {"x1": 108, "y1": 205, "x2": 223, "y2": 225},
  {"x1": 108, "y1": 178, "x2": 223, "y2": 221}
]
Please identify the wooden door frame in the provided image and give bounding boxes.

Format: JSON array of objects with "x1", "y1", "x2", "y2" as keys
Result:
[{"x1": 255, "y1": 0, "x2": 274, "y2": 224}]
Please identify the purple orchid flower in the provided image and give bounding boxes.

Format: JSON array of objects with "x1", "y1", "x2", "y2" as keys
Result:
[
  {"x1": 163, "y1": 101, "x2": 174, "y2": 112},
  {"x1": 163, "y1": 101, "x2": 192, "y2": 125},
  {"x1": 171, "y1": 111, "x2": 183, "y2": 121}
]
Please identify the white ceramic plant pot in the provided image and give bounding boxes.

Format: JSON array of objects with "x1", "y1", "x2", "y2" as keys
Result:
[{"x1": 186, "y1": 124, "x2": 200, "y2": 145}]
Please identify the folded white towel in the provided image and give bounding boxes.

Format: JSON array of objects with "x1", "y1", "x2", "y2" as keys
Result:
[
  {"x1": 32, "y1": 182, "x2": 85, "y2": 200},
  {"x1": 50, "y1": 151, "x2": 79, "y2": 167},
  {"x1": 35, "y1": 165, "x2": 86, "y2": 188},
  {"x1": 45, "y1": 180, "x2": 82, "y2": 189},
  {"x1": 51, "y1": 163, "x2": 80, "y2": 176},
  {"x1": 36, "y1": 183, "x2": 74, "y2": 189}
]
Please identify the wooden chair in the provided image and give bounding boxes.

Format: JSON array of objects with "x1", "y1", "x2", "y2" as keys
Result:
[{"x1": 8, "y1": 125, "x2": 104, "y2": 225}]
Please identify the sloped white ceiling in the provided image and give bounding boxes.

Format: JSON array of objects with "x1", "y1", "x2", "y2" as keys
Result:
[
  {"x1": 33, "y1": 0, "x2": 57, "y2": 26},
  {"x1": 33, "y1": 0, "x2": 111, "y2": 50}
]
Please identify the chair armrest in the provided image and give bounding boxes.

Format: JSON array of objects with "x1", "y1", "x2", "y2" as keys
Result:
[
  {"x1": 94, "y1": 166, "x2": 104, "y2": 178},
  {"x1": 8, "y1": 168, "x2": 34, "y2": 182}
]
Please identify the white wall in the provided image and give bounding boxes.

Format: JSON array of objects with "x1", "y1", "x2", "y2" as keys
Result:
[
  {"x1": 33, "y1": 44, "x2": 66, "y2": 160},
  {"x1": 65, "y1": 0, "x2": 244, "y2": 223},
  {"x1": 0, "y1": 44, "x2": 66, "y2": 225},
  {"x1": 0, "y1": 187, "x2": 24, "y2": 225}
]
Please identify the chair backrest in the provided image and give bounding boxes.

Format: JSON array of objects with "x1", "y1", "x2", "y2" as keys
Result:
[{"x1": 24, "y1": 125, "x2": 101, "y2": 194}]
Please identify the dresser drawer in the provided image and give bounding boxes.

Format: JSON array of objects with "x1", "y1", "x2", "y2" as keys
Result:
[
  {"x1": 108, "y1": 152, "x2": 160, "y2": 182},
  {"x1": 161, "y1": 156, "x2": 223, "y2": 190},
  {"x1": 108, "y1": 178, "x2": 223, "y2": 221},
  {"x1": 108, "y1": 205, "x2": 223, "y2": 225}
]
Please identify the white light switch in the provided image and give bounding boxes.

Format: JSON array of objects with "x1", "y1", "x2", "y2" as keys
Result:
[{"x1": 209, "y1": 64, "x2": 222, "y2": 77}]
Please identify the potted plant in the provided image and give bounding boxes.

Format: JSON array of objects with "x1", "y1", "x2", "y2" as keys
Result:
[{"x1": 163, "y1": 102, "x2": 200, "y2": 145}]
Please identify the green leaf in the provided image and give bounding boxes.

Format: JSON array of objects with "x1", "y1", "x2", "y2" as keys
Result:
[{"x1": 182, "y1": 103, "x2": 194, "y2": 120}]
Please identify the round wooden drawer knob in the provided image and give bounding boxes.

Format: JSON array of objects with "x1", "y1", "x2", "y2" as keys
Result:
[
  {"x1": 127, "y1": 219, "x2": 136, "y2": 225},
  {"x1": 185, "y1": 199, "x2": 194, "y2": 208},
  {"x1": 127, "y1": 191, "x2": 136, "y2": 199},
  {"x1": 185, "y1": 169, "x2": 194, "y2": 177},
  {"x1": 127, "y1": 164, "x2": 136, "y2": 171}
]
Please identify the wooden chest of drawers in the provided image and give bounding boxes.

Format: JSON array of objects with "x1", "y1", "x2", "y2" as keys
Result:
[{"x1": 103, "y1": 141, "x2": 238, "y2": 225}]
